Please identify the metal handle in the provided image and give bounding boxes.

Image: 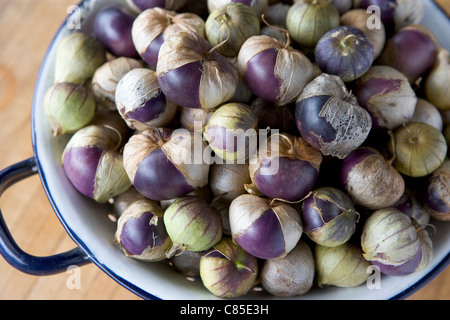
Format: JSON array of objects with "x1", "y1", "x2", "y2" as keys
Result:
[{"x1": 0, "y1": 157, "x2": 90, "y2": 276}]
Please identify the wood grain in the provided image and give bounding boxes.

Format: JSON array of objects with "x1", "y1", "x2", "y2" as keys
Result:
[{"x1": 0, "y1": 0, "x2": 448, "y2": 300}]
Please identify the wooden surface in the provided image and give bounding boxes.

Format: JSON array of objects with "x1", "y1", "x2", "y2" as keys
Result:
[{"x1": 0, "y1": 0, "x2": 449, "y2": 300}]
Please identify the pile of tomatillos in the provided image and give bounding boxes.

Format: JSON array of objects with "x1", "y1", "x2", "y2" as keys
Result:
[{"x1": 44, "y1": 0, "x2": 450, "y2": 298}]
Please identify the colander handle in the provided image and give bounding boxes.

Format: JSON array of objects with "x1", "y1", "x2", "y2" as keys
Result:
[{"x1": 0, "y1": 157, "x2": 90, "y2": 276}]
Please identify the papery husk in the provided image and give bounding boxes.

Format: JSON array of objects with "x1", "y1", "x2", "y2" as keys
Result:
[
  {"x1": 161, "y1": 129, "x2": 211, "y2": 189},
  {"x1": 132, "y1": 8, "x2": 205, "y2": 63},
  {"x1": 297, "y1": 74, "x2": 372, "y2": 159},
  {"x1": 410, "y1": 98, "x2": 443, "y2": 131},
  {"x1": 356, "y1": 66, "x2": 417, "y2": 130},
  {"x1": 304, "y1": 187, "x2": 358, "y2": 247},
  {"x1": 115, "y1": 199, "x2": 171, "y2": 262},
  {"x1": 157, "y1": 31, "x2": 239, "y2": 109},
  {"x1": 286, "y1": 0, "x2": 340, "y2": 51},
  {"x1": 394, "y1": 0, "x2": 426, "y2": 30},
  {"x1": 44, "y1": 82, "x2": 96, "y2": 136},
  {"x1": 54, "y1": 32, "x2": 106, "y2": 84},
  {"x1": 425, "y1": 159, "x2": 450, "y2": 221},
  {"x1": 416, "y1": 225, "x2": 433, "y2": 272},
  {"x1": 94, "y1": 151, "x2": 132, "y2": 203},
  {"x1": 200, "y1": 237, "x2": 259, "y2": 298},
  {"x1": 204, "y1": 103, "x2": 258, "y2": 163},
  {"x1": 361, "y1": 208, "x2": 421, "y2": 269},
  {"x1": 207, "y1": 0, "x2": 269, "y2": 19},
  {"x1": 61, "y1": 125, "x2": 123, "y2": 163},
  {"x1": 394, "y1": 189, "x2": 431, "y2": 227},
  {"x1": 113, "y1": 187, "x2": 154, "y2": 217},
  {"x1": 246, "y1": 133, "x2": 322, "y2": 195},
  {"x1": 210, "y1": 163, "x2": 252, "y2": 204},
  {"x1": 122, "y1": 128, "x2": 173, "y2": 182},
  {"x1": 315, "y1": 242, "x2": 371, "y2": 288},
  {"x1": 261, "y1": 240, "x2": 315, "y2": 297},
  {"x1": 123, "y1": 127, "x2": 210, "y2": 190},
  {"x1": 89, "y1": 104, "x2": 130, "y2": 141},
  {"x1": 313, "y1": 96, "x2": 372, "y2": 159},
  {"x1": 205, "y1": 2, "x2": 260, "y2": 57},
  {"x1": 391, "y1": 122, "x2": 447, "y2": 178},
  {"x1": 344, "y1": 148, "x2": 405, "y2": 210},
  {"x1": 270, "y1": 199, "x2": 303, "y2": 257},
  {"x1": 298, "y1": 73, "x2": 356, "y2": 103},
  {"x1": 62, "y1": 125, "x2": 131, "y2": 203},
  {"x1": 91, "y1": 57, "x2": 143, "y2": 110},
  {"x1": 164, "y1": 195, "x2": 223, "y2": 256},
  {"x1": 179, "y1": 107, "x2": 215, "y2": 132},
  {"x1": 425, "y1": 48, "x2": 450, "y2": 111},
  {"x1": 115, "y1": 68, "x2": 177, "y2": 131},
  {"x1": 238, "y1": 35, "x2": 314, "y2": 106},
  {"x1": 229, "y1": 194, "x2": 302, "y2": 259}
]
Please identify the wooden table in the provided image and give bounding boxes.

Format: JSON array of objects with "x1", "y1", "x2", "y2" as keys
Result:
[{"x1": 0, "y1": 0, "x2": 449, "y2": 300}]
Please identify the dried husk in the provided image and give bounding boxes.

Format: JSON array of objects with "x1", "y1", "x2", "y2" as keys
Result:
[
  {"x1": 297, "y1": 74, "x2": 372, "y2": 159},
  {"x1": 340, "y1": 9, "x2": 386, "y2": 59},
  {"x1": 410, "y1": 98, "x2": 443, "y2": 131},
  {"x1": 394, "y1": 189, "x2": 430, "y2": 227},
  {"x1": 302, "y1": 187, "x2": 359, "y2": 247},
  {"x1": 132, "y1": 8, "x2": 205, "y2": 66},
  {"x1": 425, "y1": 48, "x2": 450, "y2": 111},
  {"x1": 179, "y1": 107, "x2": 215, "y2": 132},
  {"x1": 62, "y1": 125, "x2": 122, "y2": 158},
  {"x1": 164, "y1": 195, "x2": 223, "y2": 255},
  {"x1": 356, "y1": 66, "x2": 417, "y2": 130},
  {"x1": 229, "y1": 194, "x2": 302, "y2": 259},
  {"x1": 390, "y1": 122, "x2": 447, "y2": 177},
  {"x1": 394, "y1": 0, "x2": 426, "y2": 30},
  {"x1": 261, "y1": 241, "x2": 315, "y2": 297},
  {"x1": 44, "y1": 82, "x2": 96, "y2": 136},
  {"x1": 94, "y1": 151, "x2": 132, "y2": 203},
  {"x1": 315, "y1": 242, "x2": 371, "y2": 288},
  {"x1": 62, "y1": 125, "x2": 131, "y2": 203},
  {"x1": 425, "y1": 160, "x2": 450, "y2": 221},
  {"x1": 416, "y1": 226, "x2": 433, "y2": 272},
  {"x1": 361, "y1": 208, "x2": 421, "y2": 271},
  {"x1": 115, "y1": 199, "x2": 171, "y2": 262},
  {"x1": 157, "y1": 31, "x2": 239, "y2": 109},
  {"x1": 298, "y1": 73, "x2": 356, "y2": 102},
  {"x1": 238, "y1": 35, "x2": 314, "y2": 106},
  {"x1": 209, "y1": 163, "x2": 252, "y2": 204},
  {"x1": 89, "y1": 104, "x2": 130, "y2": 142},
  {"x1": 207, "y1": 0, "x2": 269, "y2": 19},
  {"x1": 199, "y1": 237, "x2": 258, "y2": 298},
  {"x1": 123, "y1": 128, "x2": 210, "y2": 190},
  {"x1": 113, "y1": 187, "x2": 154, "y2": 217},
  {"x1": 246, "y1": 132, "x2": 322, "y2": 195},
  {"x1": 115, "y1": 68, "x2": 177, "y2": 131},
  {"x1": 286, "y1": 0, "x2": 340, "y2": 51},
  {"x1": 343, "y1": 147, "x2": 405, "y2": 210},
  {"x1": 54, "y1": 32, "x2": 106, "y2": 84},
  {"x1": 91, "y1": 57, "x2": 144, "y2": 110},
  {"x1": 205, "y1": 3, "x2": 260, "y2": 57},
  {"x1": 204, "y1": 103, "x2": 258, "y2": 163}
]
